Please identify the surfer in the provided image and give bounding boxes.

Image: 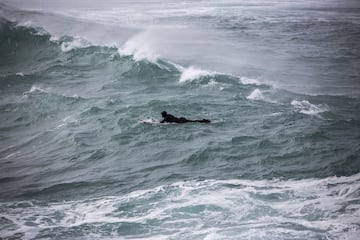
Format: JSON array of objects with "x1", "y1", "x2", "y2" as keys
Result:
[{"x1": 160, "y1": 111, "x2": 210, "y2": 124}]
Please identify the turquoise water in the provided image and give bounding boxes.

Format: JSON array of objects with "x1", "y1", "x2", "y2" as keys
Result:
[{"x1": 1, "y1": 1, "x2": 360, "y2": 239}]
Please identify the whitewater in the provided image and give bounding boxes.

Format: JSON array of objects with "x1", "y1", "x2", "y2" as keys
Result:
[{"x1": 0, "y1": 0, "x2": 360, "y2": 239}]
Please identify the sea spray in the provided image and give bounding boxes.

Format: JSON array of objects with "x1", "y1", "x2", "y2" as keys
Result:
[{"x1": 118, "y1": 30, "x2": 159, "y2": 62}]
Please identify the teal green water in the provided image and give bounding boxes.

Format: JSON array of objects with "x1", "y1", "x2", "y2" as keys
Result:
[{"x1": 1, "y1": 1, "x2": 360, "y2": 239}]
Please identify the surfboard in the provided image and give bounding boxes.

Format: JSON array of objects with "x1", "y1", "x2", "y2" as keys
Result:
[
  {"x1": 139, "y1": 118, "x2": 158, "y2": 124},
  {"x1": 138, "y1": 118, "x2": 174, "y2": 125}
]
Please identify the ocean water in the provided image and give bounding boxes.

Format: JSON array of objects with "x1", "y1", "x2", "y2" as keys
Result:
[{"x1": 1, "y1": 0, "x2": 360, "y2": 239}]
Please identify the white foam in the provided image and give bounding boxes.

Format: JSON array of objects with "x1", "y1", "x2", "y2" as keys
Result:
[
  {"x1": 207, "y1": 79, "x2": 217, "y2": 86},
  {"x1": 268, "y1": 112, "x2": 282, "y2": 117},
  {"x1": 138, "y1": 118, "x2": 159, "y2": 124},
  {"x1": 291, "y1": 100, "x2": 328, "y2": 115},
  {"x1": 246, "y1": 88, "x2": 264, "y2": 100},
  {"x1": 24, "y1": 85, "x2": 49, "y2": 94},
  {"x1": 49, "y1": 35, "x2": 60, "y2": 42},
  {"x1": 61, "y1": 37, "x2": 91, "y2": 52},
  {"x1": 240, "y1": 76, "x2": 261, "y2": 85},
  {"x1": 1, "y1": 174, "x2": 359, "y2": 239},
  {"x1": 179, "y1": 66, "x2": 214, "y2": 83},
  {"x1": 168, "y1": 61, "x2": 185, "y2": 72},
  {"x1": 16, "y1": 72, "x2": 24, "y2": 77}
]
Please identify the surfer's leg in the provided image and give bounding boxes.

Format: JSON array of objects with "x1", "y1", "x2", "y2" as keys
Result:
[
  {"x1": 196, "y1": 119, "x2": 211, "y2": 123},
  {"x1": 179, "y1": 117, "x2": 188, "y2": 123}
]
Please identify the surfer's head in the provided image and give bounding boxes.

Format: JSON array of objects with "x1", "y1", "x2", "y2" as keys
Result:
[{"x1": 161, "y1": 111, "x2": 167, "y2": 117}]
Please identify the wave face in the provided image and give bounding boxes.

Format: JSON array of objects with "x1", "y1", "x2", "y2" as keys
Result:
[{"x1": 1, "y1": 0, "x2": 360, "y2": 239}]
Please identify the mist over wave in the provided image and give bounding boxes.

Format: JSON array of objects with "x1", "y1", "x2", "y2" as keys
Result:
[{"x1": 1, "y1": 0, "x2": 360, "y2": 239}]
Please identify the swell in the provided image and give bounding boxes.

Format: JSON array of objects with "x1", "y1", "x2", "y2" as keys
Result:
[
  {"x1": 1, "y1": 18, "x2": 357, "y2": 101},
  {"x1": 0, "y1": 19, "x2": 59, "y2": 74},
  {"x1": 0, "y1": 18, "x2": 359, "y2": 201}
]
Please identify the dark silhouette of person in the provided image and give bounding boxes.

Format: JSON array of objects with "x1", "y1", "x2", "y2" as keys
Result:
[{"x1": 161, "y1": 111, "x2": 210, "y2": 124}]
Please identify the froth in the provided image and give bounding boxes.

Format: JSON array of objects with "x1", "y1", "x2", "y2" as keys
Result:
[
  {"x1": 1, "y1": 174, "x2": 359, "y2": 239},
  {"x1": 179, "y1": 66, "x2": 214, "y2": 83},
  {"x1": 291, "y1": 100, "x2": 328, "y2": 115},
  {"x1": 138, "y1": 118, "x2": 159, "y2": 124},
  {"x1": 246, "y1": 88, "x2": 264, "y2": 100},
  {"x1": 240, "y1": 76, "x2": 261, "y2": 85},
  {"x1": 24, "y1": 85, "x2": 49, "y2": 94},
  {"x1": 61, "y1": 37, "x2": 91, "y2": 52}
]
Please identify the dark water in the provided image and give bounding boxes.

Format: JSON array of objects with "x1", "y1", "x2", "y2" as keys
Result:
[{"x1": 0, "y1": 0, "x2": 360, "y2": 239}]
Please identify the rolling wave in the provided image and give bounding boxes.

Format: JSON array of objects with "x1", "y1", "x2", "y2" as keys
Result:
[{"x1": 0, "y1": 4, "x2": 359, "y2": 239}]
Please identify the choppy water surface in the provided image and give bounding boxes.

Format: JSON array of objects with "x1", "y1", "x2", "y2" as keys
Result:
[{"x1": 1, "y1": 0, "x2": 360, "y2": 239}]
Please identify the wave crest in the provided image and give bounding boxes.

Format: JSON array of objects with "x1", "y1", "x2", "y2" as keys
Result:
[
  {"x1": 60, "y1": 37, "x2": 91, "y2": 52},
  {"x1": 118, "y1": 30, "x2": 158, "y2": 62},
  {"x1": 247, "y1": 88, "x2": 264, "y2": 100},
  {"x1": 179, "y1": 66, "x2": 214, "y2": 83}
]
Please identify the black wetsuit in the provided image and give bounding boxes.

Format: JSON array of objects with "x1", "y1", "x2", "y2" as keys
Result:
[{"x1": 161, "y1": 113, "x2": 210, "y2": 124}]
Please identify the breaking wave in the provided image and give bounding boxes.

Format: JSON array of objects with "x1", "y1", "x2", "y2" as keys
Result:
[{"x1": 1, "y1": 174, "x2": 359, "y2": 239}]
